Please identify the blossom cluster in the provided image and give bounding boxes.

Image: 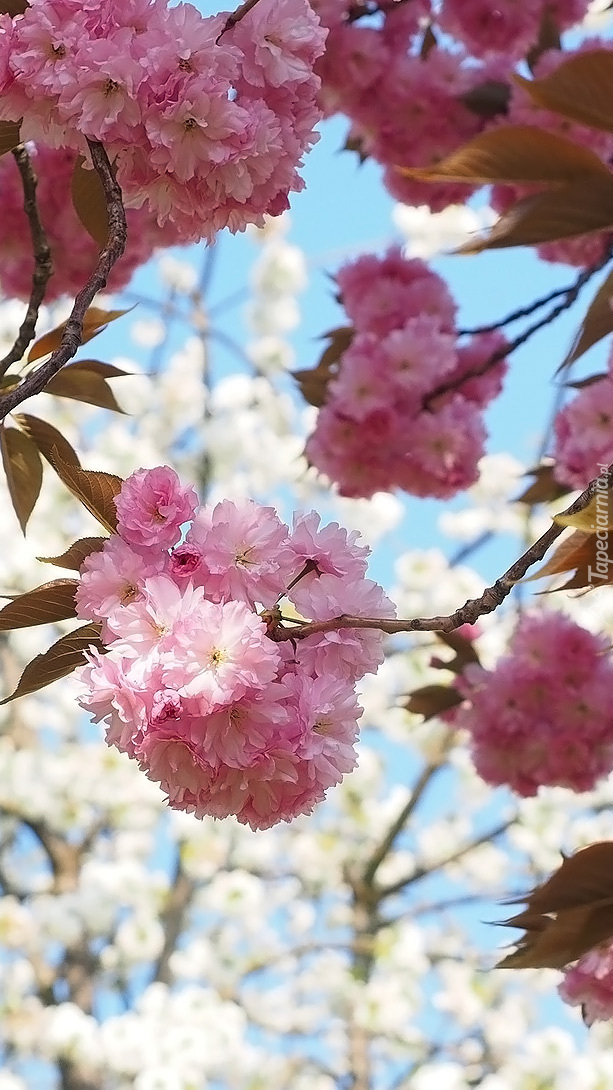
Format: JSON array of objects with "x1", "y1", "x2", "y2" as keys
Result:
[
  {"x1": 553, "y1": 354, "x2": 613, "y2": 489},
  {"x1": 0, "y1": 144, "x2": 176, "y2": 301},
  {"x1": 0, "y1": 0, "x2": 326, "y2": 242},
  {"x1": 456, "y1": 611, "x2": 613, "y2": 796},
  {"x1": 559, "y1": 942, "x2": 613, "y2": 1024},
  {"x1": 312, "y1": 0, "x2": 590, "y2": 211},
  {"x1": 75, "y1": 466, "x2": 394, "y2": 830},
  {"x1": 305, "y1": 247, "x2": 508, "y2": 499}
]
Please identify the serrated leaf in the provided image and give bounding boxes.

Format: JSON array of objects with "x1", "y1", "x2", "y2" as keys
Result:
[
  {"x1": 561, "y1": 267, "x2": 613, "y2": 369},
  {"x1": 0, "y1": 579, "x2": 78, "y2": 631},
  {"x1": 458, "y1": 177, "x2": 613, "y2": 254},
  {"x1": 515, "y1": 463, "x2": 572, "y2": 505},
  {"x1": 516, "y1": 51, "x2": 613, "y2": 135},
  {"x1": 497, "y1": 842, "x2": 613, "y2": 970},
  {"x1": 14, "y1": 413, "x2": 81, "y2": 468},
  {"x1": 27, "y1": 306, "x2": 132, "y2": 364},
  {"x1": 401, "y1": 125, "x2": 612, "y2": 185},
  {"x1": 0, "y1": 120, "x2": 21, "y2": 156},
  {"x1": 43, "y1": 364, "x2": 126, "y2": 413},
  {"x1": 47, "y1": 452, "x2": 123, "y2": 533},
  {"x1": 0, "y1": 424, "x2": 43, "y2": 534},
  {"x1": 554, "y1": 488, "x2": 613, "y2": 532},
  {"x1": 405, "y1": 684, "x2": 463, "y2": 720},
  {"x1": 1, "y1": 622, "x2": 104, "y2": 704},
  {"x1": 38, "y1": 537, "x2": 107, "y2": 572},
  {"x1": 71, "y1": 154, "x2": 109, "y2": 248}
]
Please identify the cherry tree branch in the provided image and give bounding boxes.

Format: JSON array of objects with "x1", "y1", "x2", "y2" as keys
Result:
[
  {"x1": 0, "y1": 139, "x2": 127, "y2": 422},
  {"x1": 0, "y1": 145, "x2": 53, "y2": 377},
  {"x1": 217, "y1": 0, "x2": 263, "y2": 38},
  {"x1": 425, "y1": 239, "x2": 613, "y2": 409},
  {"x1": 269, "y1": 461, "x2": 612, "y2": 642}
]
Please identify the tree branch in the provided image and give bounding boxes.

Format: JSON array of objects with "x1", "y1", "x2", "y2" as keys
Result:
[
  {"x1": 0, "y1": 144, "x2": 53, "y2": 376},
  {"x1": 427, "y1": 240, "x2": 613, "y2": 408},
  {"x1": 0, "y1": 139, "x2": 127, "y2": 421},
  {"x1": 268, "y1": 460, "x2": 612, "y2": 642}
]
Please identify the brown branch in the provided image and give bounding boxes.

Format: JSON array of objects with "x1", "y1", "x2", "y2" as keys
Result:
[
  {"x1": 362, "y1": 747, "x2": 451, "y2": 888},
  {"x1": 268, "y1": 460, "x2": 613, "y2": 643},
  {"x1": 217, "y1": 0, "x2": 263, "y2": 39},
  {"x1": 152, "y1": 850, "x2": 194, "y2": 986},
  {"x1": 379, "y1": 817, "x2": 515, "y2": 900},
  {"x1": 0, "y1": 145, "x2": 53, "y2": 376},
  {"x1": 426, "y1": 239, "x2": 613, "y2": 409},
  {"x1": 0, "y1": 139, "x2": 127, "y2": 421}
]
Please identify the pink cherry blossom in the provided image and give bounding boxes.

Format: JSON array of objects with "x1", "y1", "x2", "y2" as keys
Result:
[{"x1": 115, "y1": 466, "x2": 198, "y2": 549}]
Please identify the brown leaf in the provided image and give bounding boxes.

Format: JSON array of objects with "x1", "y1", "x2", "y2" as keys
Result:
[
  {"x1": 434, "y1": 629, "x2": 481, "y2": 673},
  {"x1": 561, "y1": 267, "x2": 613, "y2": 369},
  {"x1": 27, "y1": 306, "x2": 132, "y2": 364},
  {"x1": 401, "y1": 125, "x2": 612, "y2": 185},
  {"x1": 0, "y1": 579, "x2": 78, "y2": 631},
  {"x1": 14, "y1": 413, "x2": 81, "y2": 468},
  {"x1": 522, "y1": 529, "x2": 607, "y2": 590},
  {"x1": 405, "y1": 683, "x2": 463, "y2": 720},
  {"x1": 497, "y1": 843, "x2": 613, "y2": 969},
  {"x1": 516, "y1": 51, "x2": 613, "y2": 135},
  {"x1": 0, "y1": 2, "x2": 29, "y2": 14},
  {"x1": 294, "y1": 326, "x2": 354, "y2": 408},
  {"x1": 71, "y1": 154, "x2": 109, "y2": 249},
  {"x1": 1, "y1": 622, "x2": 105, "y2": 704},
  {"x1": 459, "y1": 80, "x2": 511, "y2": 120},
  {"x1": 419, "y1": 24, "x2": 437, "y2": 60},
  {"x1": 71, "y1": 359, "x2": 131, "y2": 378},
  {"x1": 566, "y1": 373, "x2": 608, "y2": 389},
  {"x1": 515, "y1": 463, "x2": 572, "y2": 505},
  {"x1": 38, "y1": 537, "x2": 107, "y2": 572},
  {"x1": 0, "y1": 119, "x2": 22, "y2": 156},
  {"x1": 47, "y1": 452, "x2": 122, "y2": 533},
  {"x1": 43, "y1": 363, "x2": 126, "y2": 413},
  {"x1": 458, "y1": 177, "x2": 613, "y2": 254},
  {"x1": 0, "y1": 424, "x2": 43, "y2": 534}
]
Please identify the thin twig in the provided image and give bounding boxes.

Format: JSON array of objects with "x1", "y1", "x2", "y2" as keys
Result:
[
  {"x1": 217, "y1": 0, "x2": 263, "y2": 38},
  {"x1": 0, "y1": 145, "x2": 53, "y2": 376},
  {"x1": 268, "y1": 460, "x2": 613, "y2": 642},
  {"x1": 0, "y1": 139, "x2": 127, "y2": 422},
  {"x1": 380, "y1": 818, "x2": 515, "y2": 899},
  {"x1": 426, "y1": 241, "x2": 613, "y2": 409}
]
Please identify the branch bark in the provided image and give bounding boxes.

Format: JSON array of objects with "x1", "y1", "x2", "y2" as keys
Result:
[
  {"x1": 0, "y1": 144, "x2": 53, "y2": 375},
  {"x1": 268, "y1": 460, "x2": 613, "y2": 642},
  {"x1": 0, "y1": 139, "x2": 127, "y2": 421}
]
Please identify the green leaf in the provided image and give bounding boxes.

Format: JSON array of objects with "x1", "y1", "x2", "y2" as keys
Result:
[
  {"x1": 1, "y1": 622, "x2": 105, "y2": 704},
  {"x1": 47, "y1": 451, "x2": 123, "y2": 533},
  {"x1": 405, "y1": 684, "x2": 463, "y2": 720},
  {"x1": 14, "y1": 413, "x2": 81, "y2": 468},
  {"x1": 44, "y1": 363, "x2": 126, "y2": 413},
  {"x1": 0, "y1": 579, "x2": 78, "y2": 631},
  {"x1": 0, "y1": 424, "x2": 43, "y2": 534},
  {"x1": 38, "y1": 537, "x2": 107, "y2": 571},
  {"x1": 71, "y1": 154, "x2": 109, "y2": 249}
]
